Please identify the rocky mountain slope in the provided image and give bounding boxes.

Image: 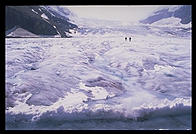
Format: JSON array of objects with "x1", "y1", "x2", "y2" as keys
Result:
[{"x1": 5, "y1": 6, "x2": 78, "y2": 38}]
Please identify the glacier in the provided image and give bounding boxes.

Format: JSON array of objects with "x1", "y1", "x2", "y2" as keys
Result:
[{"x1": 5, "y1": 20, "x2": 191, "y2": 130}]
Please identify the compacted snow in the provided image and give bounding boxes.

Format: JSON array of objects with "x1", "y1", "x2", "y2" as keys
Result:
[{"x1": 5, "y1": 21, "x2": 191, "y2": 130}]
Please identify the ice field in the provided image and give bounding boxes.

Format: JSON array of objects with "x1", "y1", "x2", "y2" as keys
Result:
[{"x1": 5, "y1": 20, "x2": 192, "y2": 129}]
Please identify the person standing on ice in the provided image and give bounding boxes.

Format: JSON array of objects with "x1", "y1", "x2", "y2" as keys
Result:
[
  {"x1": 125, "y1": 37, "x2": 131, "y2": 42},
  {"x1": 129, "y1": 37, "x2": 131, "y2": 42}
]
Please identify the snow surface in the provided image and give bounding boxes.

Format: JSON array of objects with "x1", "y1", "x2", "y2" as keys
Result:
[{"x1": 5, "y1": 19, "x2": 191, "y2": 130}]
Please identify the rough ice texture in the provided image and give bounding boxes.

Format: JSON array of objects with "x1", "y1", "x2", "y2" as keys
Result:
[{"x1": 5, "y1": 20, "x2": 191, "y2": 130}]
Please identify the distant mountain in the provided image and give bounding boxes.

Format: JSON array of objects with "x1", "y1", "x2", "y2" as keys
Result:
[
  {"x1": 5, "y1": 6, "x2": 78, "y2": 38},
  {"x1": 140, "y1": 5, "x2": 192, "y2": 25}
]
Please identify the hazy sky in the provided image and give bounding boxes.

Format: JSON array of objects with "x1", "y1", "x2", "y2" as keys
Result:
[{"x1": 67, "y1": 5, "x2": 170, "y2": 22}]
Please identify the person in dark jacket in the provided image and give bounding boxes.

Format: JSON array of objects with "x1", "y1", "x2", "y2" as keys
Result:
[
  {"x1": 125, "y1": 37, "x2": 127, "y2": 41},
  {"x1": 129, "y1": 37, "x2": 131, "y2": 42}
]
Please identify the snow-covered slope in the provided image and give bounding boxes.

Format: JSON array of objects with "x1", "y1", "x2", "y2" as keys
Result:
[
  {"x1": 43, "y1": 6, "x2": 74, "y2": 20},
  {"x1": 140, "y1": 5, "x2": 192, "y2": 25},
  {"x1": 150, "y1": 17, "x2": 191, "y2": 28}
]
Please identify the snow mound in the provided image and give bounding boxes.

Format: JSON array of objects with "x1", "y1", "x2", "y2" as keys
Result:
[{"x1": 151, "y1": 17, "x2": 191, "y2": 28}]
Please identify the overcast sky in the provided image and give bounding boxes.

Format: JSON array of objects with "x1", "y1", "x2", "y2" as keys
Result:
[{"x1": 67, "y1": 5, "x2": 171, "y2": 22}]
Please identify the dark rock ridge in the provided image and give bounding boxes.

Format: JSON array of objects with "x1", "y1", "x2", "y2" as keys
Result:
[
  {"x1": 140, "y1": 5, "x2": 192, "y2": 24},
  {"x1": 6, "y1": 6, "x2": 78, "y2": 37}
]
